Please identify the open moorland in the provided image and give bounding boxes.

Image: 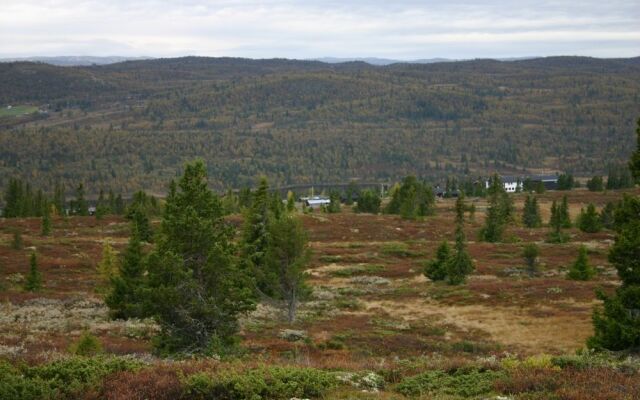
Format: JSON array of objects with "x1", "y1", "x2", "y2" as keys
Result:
[{"x1": 1, "y1": 187, "x2": 639, "y2": 399}]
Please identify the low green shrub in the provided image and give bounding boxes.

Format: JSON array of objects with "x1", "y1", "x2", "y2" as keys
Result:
[
  {"x1": 0, "y1": 356, "x2": 143, "y2": 400},
  {"x1": 551, "y1": 350, "x2": 640, "y2": 372},
  {"x1": 0, "y1": 361, "x2": 55, "y2": 400},
  {"x1": 546, "y1": 231, "x2": 570, "y2": 244},
  {"x1": 381, "y1": 242, "x2": 418, "y2": 257},
  {"x1": 334, "y1": 298, "x2": 363, "y2": 310},
  {"x1": 450, "y1": 341, "x2": 497, "y2": 354},
  {"x1": 184, "y1": 366, "x2": 339, "y2": 399},
  {"x1": 69, "y1": 331, "x2": 103, "y2": 356},
  {"x1": 394, "y1": 368, "x2": 504, "y2": 398},
  {"x1": 330, "y1": 264, "x2": 385, "y2": 277},
  {"x1": 501, "y1": 354, "x2": 558, "y2": 370},
  {"x1": 319, "y1": 255, "x2": 342, "y2": 263}
]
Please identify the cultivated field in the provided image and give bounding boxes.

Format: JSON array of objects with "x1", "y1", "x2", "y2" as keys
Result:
[
  {"x1": 1, "y1": 188, "x2": 639, "y2": 399},
  {"x1": 0, "y1": 105, "x2": 38, "y2": 118}
]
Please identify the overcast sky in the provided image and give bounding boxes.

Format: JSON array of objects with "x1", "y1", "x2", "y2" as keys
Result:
[{"x1": 1, "y1": 0, "x2": 638, "y2": 59}]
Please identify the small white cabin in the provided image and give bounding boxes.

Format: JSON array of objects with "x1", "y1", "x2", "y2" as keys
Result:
[
  {"x1": 302, "y1": 196, "x2": 331, "y2": 208},
  {"x1": 485, "y1": 176, "x2": 523, "y2": 193}
]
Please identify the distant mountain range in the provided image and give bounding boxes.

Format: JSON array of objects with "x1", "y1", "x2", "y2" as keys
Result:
[
  {"x1": 0, "y1": 56, "x2": 154, "y2": 66},
  {"x1": 312, "y1": 57, "x2": 453, "y2": 65},
  {"x1": 311, "y1": 57, "x2": 537, "y2": 65},
  {"x1": 0, "y1": 55, "x2": 541, "y2": 67}
]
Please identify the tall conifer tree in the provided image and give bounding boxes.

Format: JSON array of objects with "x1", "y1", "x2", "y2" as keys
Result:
[{"x1": 144, "y1": 160, "x2": 255, "y2": 354}]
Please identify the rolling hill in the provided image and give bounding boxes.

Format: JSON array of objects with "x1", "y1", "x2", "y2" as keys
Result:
[{"x1": 0, "y1": 56, "x2": 639, "y2": 195}]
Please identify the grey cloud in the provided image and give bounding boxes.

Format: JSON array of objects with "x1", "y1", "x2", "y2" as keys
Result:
[{"x1": 0, "y1": 0, "x2": 638, "y2": 58}]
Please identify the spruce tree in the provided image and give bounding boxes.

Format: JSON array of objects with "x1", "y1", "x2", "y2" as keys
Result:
[
  {"x1": 578, "y1": 203, "x2": 602, "y2": 233},
  {"x1": 354, "y1": 189, "x2": 381, "y2": 214},
  {"x1": 145, "y1": 160, "x2": 255, "y2": 354},
  {"x1": 71, "y1": 183, "x2": 89, "y2": 216},
  {"x1": 587, "y1": 176, "x2": 604, "y2": 192},
  {"x1": 630, "y1": 118, "x2": 640, "y2": 185},
  {"x1": 269, "y1": 191, "x2": 285, "y2": 219},
  {"x1": 53, "y1": 182, "x2": 65, "y2": 215},
  {"x1": 131, "y1": 207, "x2": 153, "y2": 242},
  {"x1": 22, "y1": 183, "x2": 34, "y2": 217},
  {"x1": 599, "y1": 202, "x2": 615, "y2": 230},
  {"x1": 523, "y1": 244, "x2": 539, "y2": 277},
  {"x1": 41, "y1": 209, "x2": 52, "y2": 236},
  {"x1": 533, "y1": 181, "x2": 545, "y2": 194},
  {"x1": 548, "y1": 200, "x2": 568, "y2": 243},
  {"x1": 522, "y1": 195, "x2": 542, "y2": 228},
  {"x1": 105, "y1": 226, "x2": 144, "y2": 319},
  {"x1": 567, "y1": 246, "x2": 595, "y2": 281},
  {"x1": 95, "y1": 189, "x2": 110, "y2": 220},
  {"x1": 4, "y1": 178, "x2": 24, "y2": 218},
  {"x1": 424, "y1": 241, "x2": 450, "y2": 281},
  {"x1": 114, "y1": 193, "x2": 125, "y2": 215},
  {"x1": 480, "y1": 175, "x2": 509, "y2": 242},
  {"x1": 345, "y1": 181, "x2": 358, "y2": 206},
  {"x1": 286, "y1": 191, "x2": 296, "y2": 213},
  {"x1": 33, "y1": 189, "x2": 47, "y2": 217},
  {"x1": 97, "y1": 240, "x2": 119, "y2": 284},
  {"x1": 242, "y1": 177, "x2": 272, "y2": 294},
  {"x1": 24, "y1": 253, "x2": 42, "y2": 292},
  {"x1": 11, "y1": 230, "x2": 23, "y2": 250},
  {"x1": 557, "y1": 174, "x2": 575, "y2": 190},
  {"x1": 265, "y1": 215, "x2": 311, "y2": 323},
  {"x1": 559, "y1": 196, "x2": 571, "y2": 228},
  {"x1": 238, "y1": 187, "x2": 252, "y2": 209},
  {"x1": 589, "y1": 194, "x2": 640, "y2": 350},
  {"x1": 108, "y1": 189, "x2": 117, "y2": 214},
  {"x1": 446, "y1": 195, "x2": 474, "y2": 285},
  {"x1": 222, "y1": 189, "x2": 240, "y2": 215},
  {"x1": 549, "y1": 200, "x2": 559, "y2": 229},
  {"x1": 606, "y1": 164, "x2": 633, "y2": 190},
  {"x1": 327, "y1": 190, "x2": 341, "y2": 213},
  {"x1": 385, "y1": 176, "x2": 435, "y2": 218},
  {"x1": 399, "y1": 185, "x2": 418, "y2": 220}
]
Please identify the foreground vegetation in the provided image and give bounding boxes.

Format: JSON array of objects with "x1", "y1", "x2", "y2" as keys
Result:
[
  {"x1": 2, "y1": 351, "x2": 640, "y2": 400},
  {"x1": 1, "y1": 184, "x2": 639, "y2": 398}
]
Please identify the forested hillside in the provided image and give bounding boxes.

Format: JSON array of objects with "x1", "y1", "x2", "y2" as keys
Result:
[{"x1": 1, "y1": 56, "x2": 639, "y2": 195}]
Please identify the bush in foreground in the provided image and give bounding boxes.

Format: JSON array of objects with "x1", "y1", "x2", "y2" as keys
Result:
[
  {"x1": 394, "y1": 368, "x2": 504, "y2": 398},
  {"x1": 0, "y1": 356, "x2": 143, "y2": 400},
  {"x1": 184, "y1": 366, "x2": 338, "y2": 400}
]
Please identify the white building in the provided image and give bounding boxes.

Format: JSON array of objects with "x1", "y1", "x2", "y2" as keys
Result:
[
  {"x1": 301, "y1": 196, "x2": 331, "y2": 208},
  {"x1": 485, "y1": 176, "x2": 523, "y2": 193},
  {"x1": 485, "y1": 175, "x2": 560, "y2": 193}
]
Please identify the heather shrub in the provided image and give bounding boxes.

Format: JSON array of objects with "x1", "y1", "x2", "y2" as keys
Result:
[
  {"x1": 92, "y1": 365, "x2": 184, "y2": 400},
  {"x1": 494, "y1": 367, "x2": 561, "y2": 395},
  {"x1": 495, "y1": 366, "x2": 640, "y2": 400}
]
